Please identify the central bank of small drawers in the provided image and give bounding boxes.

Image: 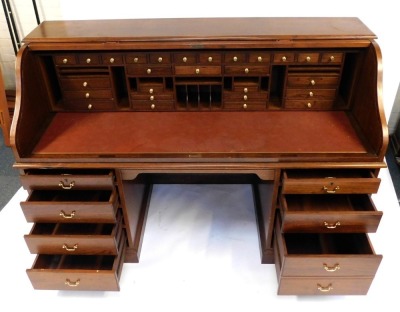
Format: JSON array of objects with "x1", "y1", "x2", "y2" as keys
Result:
[
  {"x1": 20, "y1": 169, "x2": 126, "y2": 291},
  {"x1": 274, "y1": 169, "x2": 382, "y2": 295}
]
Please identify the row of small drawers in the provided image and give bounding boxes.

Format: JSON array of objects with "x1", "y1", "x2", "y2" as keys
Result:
[{"x1": 54, "y1": 51, "x2": 344, "y2": 66}]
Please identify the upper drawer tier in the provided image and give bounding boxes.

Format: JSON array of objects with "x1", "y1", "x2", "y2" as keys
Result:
[
  {"x1": 20, "y1": 169, "x2": 114, "y2": 190},
  {"x1": 282, "y1": 169, "x2": 381, "y2": 194}
]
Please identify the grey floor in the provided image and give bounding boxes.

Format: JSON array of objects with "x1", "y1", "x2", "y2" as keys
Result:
[{"x1": 0, "y1": 131, "x2": 20, "y2": 211}]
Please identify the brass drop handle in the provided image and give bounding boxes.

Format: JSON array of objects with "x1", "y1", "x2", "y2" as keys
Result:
[
  {"x1": 324, "y1": 221, "x2": 341, "y2": 229},
  {"x1": 59, "y1": 181, "x2": 75, "y2": 189},
  {"x1": 65, "y1": 279, "x2": 80, "y2": 287},
  {"x1": 60, "y1": 210, "x2": 76, "y2": 219},
  {"x1": 323, "y1": 185, "x2": 340, "y2": 193},
  {"x1": 323, "y1": 263, "x2": 340, "y2": 272},
  {"x1": 63, "y1": 244, "x2": 78, "y2": 252},
  {"x1": 317, "y1": 284, "x2": 333, "y2": 292}
]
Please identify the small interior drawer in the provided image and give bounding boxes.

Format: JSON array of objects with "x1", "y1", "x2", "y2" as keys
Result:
[
  {"x1": 280, "y1": 194, "x2": 382, "y2": 233},
  {"x1": 274, "y1": 215, "x2": 382, "y2": 278},
  {"x1": 20, "y1": 169, "x2": 114, "y2": 190},
  {"x1": 27, "y1": 231, "x2": 126, "y2": 291},
  {"x1": 282, "y1": 169, "x2": 381, "y2": 194},
  {"x1": 21, "y1": 189, "x2": 119, "y2": 223},
  {"x1": 25, "y1": 212, "x2": 123, "y2": 255}
]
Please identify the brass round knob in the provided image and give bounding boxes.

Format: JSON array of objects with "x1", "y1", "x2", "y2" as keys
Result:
[
  {"x1": 244, "y1": 68, "x2": 249, "y2": 74},
  {"x1": 243, "y1": 88, "x2": 248, "y2": 93},
  {"x1": 307, "y1": 102, "x2": 312, "y2": 108},
  {"x1": 233, "y1": 56, "x2": 238, "y2": 62},
  {"x1": 149, "y1": 88, "x2": 154, "y2": 94},
  {"x1": 86, "y1": 58, "x2": 91, "y2": 64},
  {"x1": 110, "y1": 58, "x2": 115, "y2": 63},
  {"x1": 150, "y1": 104, "x2": 155, "y2": 110},
  {"x1": 310, "y1": 79, "x2": 316, "y2": 86},
  {"x1": 88, "y1": 104, "x2": 92, "y2": 110},
  {"x1": 208, "y1": 56, "x2": 213, "y2": 62},
  {"x1": 330, "y1": 56, "x2": 335, "y2": 62},
  {"x1": 281, "y1": 56, "x2": 287, "y2": 62},
  {"x1": 63, "y1": 58, "x2": 68, "y2": 64},
  {"x1": 134, "y1": 57, "x2": 139, "y2": 63},
  {"x1": 150, "y1": 95, "x2": 154, "y2": 101},
  {"x1": 158, "y1": 57, "x2": 163, "y2": 63},
  {"x1": 85, "y1": 93, "x2": 90, "y2": 98},
  {"x1": 309, "y1": 91, "x2": 314, "y2": 97},
  {"x1": 83, "y1": 82, "x2": 88, "y2": 87},
  {"x1": 243, "y1": 95, "x2": 248, "y2": 100},
  {"x1": 306, "y1": 56, "x2": 311, "y2": 62},
  {"x1": 243, "y1": 103, "x2": 247, "y2": 109},
  {"x1": 147, "y1": 68, "x2": 152, "y2": 74},
  {"x1": 258, "y1": 56, "x2": 262, "y2": 62},
  {"x1": 183, "y1": 57, "x2": 187, "y2": 63},
  {"x1": 195, "y1": 68, "x2": 200, "y2": 74}
]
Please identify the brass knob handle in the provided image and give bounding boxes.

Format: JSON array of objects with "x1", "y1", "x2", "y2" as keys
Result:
[
  {"x1": 65, "y1": 279, "x2": 80, "y2": 287},
  {"x1": 243, "y1": 103, "x2": 247, "y2": 109},
  {"x1": 309, "y1": 91, "x2": 314, "y2": 97},
  {"x1": 85, "y1": 93, "x2": 90, "y2": 98},
  {"x1": 243, "y1": 95, "x2": 248, "y2": 100},
  {"x1": 317, "y1": 284, "x2": 333, "y2": 292},
  {"x1": 244, "y1": 68, "x2": 249, "y2": 74},
  {"x1": 182, "y1": 57, "x2": 187, "y2": 62},
  {"x1": 310, "y1": 79, "x2": 316, "y2": 86},
  {"x1": 62, "y1": 58, "x2": 68, "y2": 64},
  {"x1": 243, "y1": 88, "x2": 248, "y2": 93},
  {"x1": 323, "y1": 263, "x2": 340, "y2": 272},
  {"x1": 306, "y1": 56, "x2": 311, "y2": 62},
  {"x1": 195, "y1": 68, "x2": 200, "y2": 74},
  {"x1": 86, "y1": 58, "x2": 91, "y2": 64},
  {"x1": 147, "y1": 68, "x2": 152, "y2": 74},
  {"x1": 134, "y1": 57, "x2": 139, "y2": 63},
  {"x1": 323, "y1": 185, "x2": 340, "y2": 193},
  {"x1": 233, "y1": 56, "x2": 238, "y2": 62},
  {"x1": 158, "y1": 57, "x2": 163, "y2": 63},
  {"x1": 59, "y1": 181, "x2": 75, "y2": 189},
  {"x1": 150, "y1": 95, "x2": 154, "y2": 101},
  {"x1": 150, "y1": 104, "x2": 155, "y2": 110},
  {"x1": 83, "y1": 81, "x2": 88, "y2": 87},
  {"x1": 324, "y1": 221, "x2": 341, "y2": 229},
  {"x1": 281, "y1": 56, "x2": 287, "y2": 62},
  {"x1": 307, "y1": 102, "x2": 312, "y2": 108},
  {"x1": 149, "y1": 88, "x2": 154, "y2": 94},
  {"x1": 60, "y1": 210, "x2": 76, "y2": 219},
  {"x1": 330, "y1": 55, "x2": 335, "y2": 62},
  {"x1": 63, "y1": 244, "x2": 78, "y2": 252},
  {"x1": 258, "y1": 56, "x2": 262, "y2": 62},
  {"x1": 109, "y1": 57, "x2": 115, "y2": 63},
  {"x1": 88, "y1": 104, "x2": 92, "y2": 110},
  {"x1": 208, "y1": 56, "x2": 213, "y2": 62}
]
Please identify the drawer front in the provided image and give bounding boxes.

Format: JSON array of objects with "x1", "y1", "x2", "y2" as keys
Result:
[
  {"x1": 149, "y1": 53, "x2": 171, "y2": 64},
  {"x1": 286, "y1": 88, "x2": 336, "y2": 100},
  {"x1": 21, "y1": 189, "x2": 119, "y2": 223},
  {"x1": 63, "y1": 90, "x2": 113, "y2": 100},
  {"x1": 102, "y1": 54, "x2": 124, "y2": 65},
  {"x1": 62, "y1": 100, "x2": 115, "y2": 111},
  {"x1": 126, "y1": 65, "x2": 172, "y2": 76},
  {"x1": 125, "y1": 53, "x2": 147, "y2": 64},
  {"x1": 282, "y1": 170, "x2": 381, "y2": 194},
  {"x1": 224, "y1": 91, "x2": 268, "y2": 101},
  {"x1": 224, "y1": 52, "x2": 247, "y2": 63},
  {"x1": 27, "y1": 232, "x2": 126, "y2": 291},
  {"x1": 284, "y1": 100, "x2": 334, "y2": 110},
  {"x1": 25, "y1": 214, "x2": 123, "y2": 255},
  {"x1": 132, "y1": 100, "x2": 174, "y2": 111},
  {"x1": 78, "y1": 54, "x2": 101, "y2": 65},
  {"x1": 321, "y1": 52, "x2": 343, "y2": 63},
  {"x1": 273, "y1": 53, "x2": 295, "y2": 63},
  {"x1": 20, "y1": 170, "x2": 114, "y2": 190},
  {"x1": 175, "y1": 66, "x2": 222, "y2": 76},
  {"x1": 54, "y1": 55, "x2": 77, "y2": 65},
  {"x1": 280, "y1": 194, "x2": 382, "y2": 232},
  {"x1": 286, "y1": 75, "x2": 340, "y2": 87},
  {"x1": 224, "y1": 65, "x2": 269, "y2": 75},
  {"x1": 198, "y1": 53, "x2": 222, "y2": 64},
  {"x1": 60, "y1": 77, "x2": 111, "y2": 90},
  {"x1": 224, "y1": 102, "x2": 266, "y2": 110},
  {"x1": 277, "y1": 277, "x2": 374, "y2": 295},
  {"x1": 174, "y1": 53, "x2": 197, "y2": 64},
  {"x1": 296, "y1": 52, "x2": 320, "y2": 63},
  {"x1": 248, "y1": 52, "x2": 271, "y2": 63}
]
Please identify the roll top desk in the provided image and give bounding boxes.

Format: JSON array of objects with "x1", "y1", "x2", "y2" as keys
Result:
[{"x1": 10, "y1": 17, "x2": 388, "y2": 295}]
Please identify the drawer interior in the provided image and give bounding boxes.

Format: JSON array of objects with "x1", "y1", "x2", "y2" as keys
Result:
[
  {"x1": 283, "y1": 233, "x2": 374, "y2": 255},
  {"x1": 31, "y1": 223, "x2": 115, "y2": 235},
  {"x1": 33, "y1": 254, "x2": 116, "y2": 270},
  {"x1": 283, "y1": 194, "x2": 375, "y2": 212},
  {"x1": 284, "y1": 169, "x2": 374, "y2": 179},
  {"x1": 28, "y1": 190, "x2": 112, "y2": 202}
]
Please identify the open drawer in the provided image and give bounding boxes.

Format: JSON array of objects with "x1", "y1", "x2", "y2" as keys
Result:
[
  {"x1": 21, "y1": 189, "x2": 119, "y2": 223},
  {"x1": 281, "y1": 169, "x2": 381, "y2": 194},
  {"x1": 279, "y1": 194, "x2": 382, "y2": 233},
  {"x1": 26, "y1": 231, "x2": 126, "y2": 291},
  {"x1": 24, "y1": 212, "x2": 123, "y2": 255}
]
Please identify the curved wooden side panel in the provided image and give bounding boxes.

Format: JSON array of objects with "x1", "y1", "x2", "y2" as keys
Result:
[
  {"x1": 10, "y1": 45, "x2": 53, "y2": 160},
  {"x1": 350, "y1": 40, "x2": 388, "y2": 161}
]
